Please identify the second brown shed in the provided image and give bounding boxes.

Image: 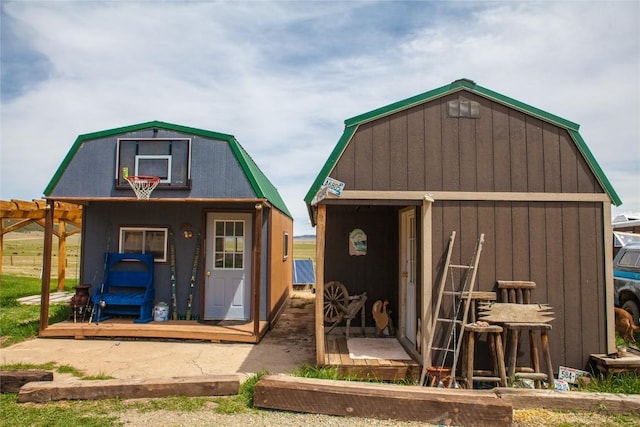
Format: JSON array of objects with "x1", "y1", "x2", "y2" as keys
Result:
[{"x1": 305, "y1": 79, "x2": 621, "y2": 376}]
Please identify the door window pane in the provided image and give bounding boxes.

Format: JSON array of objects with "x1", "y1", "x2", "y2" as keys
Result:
[{"x1": 214, "y1": 220, "x2": 245, "y2": 269}]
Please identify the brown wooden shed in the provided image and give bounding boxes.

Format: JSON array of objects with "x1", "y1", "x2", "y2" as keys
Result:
[{"x1": 305, "y1": 79, "x2": 621, "y2": 376}]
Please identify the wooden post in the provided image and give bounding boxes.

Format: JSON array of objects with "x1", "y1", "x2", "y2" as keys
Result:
[
  {"x1": 0, "y1": 219, "x2": 4, "y2": 286},
  {"x1": 315, "y1": 204, "x2": 326, "y2": 366},
  {"x1": 603, "y1": 201, "x2": 615, "y2": 353},
  {"x1": 57, "y1": 221, "x2": 66, "y2": 291},
  {"x1": 421, "y1": 196, "x2": 433, "y2": 368},
  {"x1": 252, "y1": 204, "x2": 263, "y2": 338},
  {"x1": 39, "y1": 201, "x2": 54, "y2": 334}
]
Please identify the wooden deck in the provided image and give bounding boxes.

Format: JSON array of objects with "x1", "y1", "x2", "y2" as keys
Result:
[
  {"x1": 41, "y1": 317, "x2": 269, "y2": 343},
  {"x1": 324, "y1": 334, "x2": 421, "y2": 382}
]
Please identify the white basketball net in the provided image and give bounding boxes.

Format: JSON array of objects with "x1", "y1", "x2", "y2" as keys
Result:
[{"x1": 126, "y1": 176, "x2": 160, "y2": 200}]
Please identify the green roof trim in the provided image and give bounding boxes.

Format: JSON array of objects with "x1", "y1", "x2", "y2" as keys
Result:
[
  {"x1": 227, "y1": 136, "x2": 292, "y2": 217},
  {"x1": 568, "y1": 129, "x2": 621, "y2": 206},
  {"x1": 44, "y1": 120, "x2": 292, "y2": 217},
  {"x1": 345, "y1": 79, "x2": 580, "y2": 130},
  {"x1": 303, "y1": 124, "x2": 358, "y2": 204},
  {"x1": 305, "y1": 79, "x2": 620, "y2": 207}
]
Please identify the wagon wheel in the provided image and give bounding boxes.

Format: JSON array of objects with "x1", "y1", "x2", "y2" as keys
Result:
[{"x1": 323, "y1": 281, "x2": 349, "y2": 323}]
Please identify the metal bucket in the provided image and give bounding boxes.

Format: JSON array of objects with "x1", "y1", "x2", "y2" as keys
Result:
[{"x1": 153, "y1": 302, "x2": 169, "y2": 322}]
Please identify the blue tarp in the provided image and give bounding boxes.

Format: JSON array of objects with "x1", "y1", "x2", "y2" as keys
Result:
[{"x1": 293, "y1": 259, "x2": 315, "y2": 285}]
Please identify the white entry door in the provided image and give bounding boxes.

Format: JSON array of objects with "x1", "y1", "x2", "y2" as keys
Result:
[
  {"x1": 204, "y1": 212, "x2": 252, "y2": 320},
  {"x1": 400, "y1": 208, "x2": 417, "y2": 349}
]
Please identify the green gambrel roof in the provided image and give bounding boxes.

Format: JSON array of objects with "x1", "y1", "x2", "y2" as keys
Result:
[
  {"x1": 305, "y1": 79, "x2": 621, "y2": 206},
  {"x1": 45, "y1": 121, "x2": 292, "y2": 217}
]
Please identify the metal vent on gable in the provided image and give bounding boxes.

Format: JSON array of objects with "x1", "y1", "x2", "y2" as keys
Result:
[{"x1": 448, "y1": 99, "x2": 480, "y2": 118}]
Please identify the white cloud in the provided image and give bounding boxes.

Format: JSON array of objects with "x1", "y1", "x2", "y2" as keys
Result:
[{"x1": 1, "y1": 1, "x2": 638, "y2": 235}]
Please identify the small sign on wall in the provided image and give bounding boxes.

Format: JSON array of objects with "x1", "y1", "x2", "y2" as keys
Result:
[
  {"x1": 349, "y1": 228, "x2": 367, "y2": 256},
  {"x1": 323, "y1": 177, "x2": 345, "y2": 196}
]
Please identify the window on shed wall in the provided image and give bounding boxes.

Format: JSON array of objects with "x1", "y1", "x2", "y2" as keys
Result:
[
  {"x1": 283, "y1": 232, "x2": 289, "y2": 260},
  {"x1": 119, "y1": 227, "x2": 168, "y2": 262}
]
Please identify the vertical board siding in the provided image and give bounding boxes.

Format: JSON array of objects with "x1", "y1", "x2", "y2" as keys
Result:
[
  {"x1": 525, "y1": 117, "x2": 545, "y2": 192},
  {"x1": 544, "y1": 202, "x2": 566, "y2": 365},
  {"x1": 561, "y1": 203, "x2": 582, "y2": 366},
  {"x1": 578, "y1": 204, "x2": 600, "y2": 361},
  {"x1": 390, "y1": 113, "x2": 408, "y2": 190},
  {"x1": 425, "y1": 101, "x2": 443, "y2": 191},
  {"x1": 508, "y1": 110, "x2": 528, "y2": 192},
  {"x1": 372, "y1": 119, "x2": 390, "y2": 190},
  {"x1": 354, "y1": 125, "x2": 373, "y2": 190},
  {"x1": 268, "y1": 209, "x2": 294, "y2": 320},
  {"x1": 559, "y1": 132, "x2": 579, "y2": 193},
  {"x1": 329, "y1": 91, "x2": 606, "y2": 197},
  {"x1": 322, "y1": 89, "x2": 611, "y2": 369},
  {"x1": 492, "y1": 104, "x2": 511, "y2": 192},
  {"x1": 511, "y1": 203, "x2": 530, "y2": 280},
  {"x1": 407, "y1": 107, "x2": 425, "y2": 190},
  {"x1": 459, "y1": 102, "x2": 477, "y2": 192},
  {"x1": 429, "y1": 201, "x2": 605, "y2": 369},
  {"x1": 476, "y1": 97, "x2": 495, "y2": 192},
  {"x1": 542, "y1": 123, "x2": 562, "y2": 192},
  {"x1": 528, "y1": 204, "x2": 548, "y2": 302},
  {"x1": 441, "y1": 98, "x2": 461, "y2": 191}
]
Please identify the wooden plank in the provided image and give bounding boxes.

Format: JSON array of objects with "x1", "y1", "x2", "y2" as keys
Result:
[
  {"x1": 478, "y1": 303, "x2": 554, "y2": 323},
  {"x1": 425, "y1": 100, "x2": 442, "y2": 190},
  {"x1": 509, "y1": 110, "x2": 527, "y2": 192},
  {"x1": 442, "y1": 97, "x2": 460, "y2": 191},
  {"x1": 0, "y1": 370, "x2": 53, "y2": 393},
  {"x1": 494, "y1": 388, "x2": 640, "y2": 414},
  {"x1": 315, "y1": 204, "x2": 326, "y2": 365},
  {"x1": 476, "y1": 95, "x2": 494, "y2": 192},
  {"x1": 354, "y1": 125, "x2": 373, "y2": 190},
  {"x1": 406, "y1": 106, "x2": 425, "y2": 190},
  {"x1": 327, "y1": 190, "x2": 610, "y2": 203},
  {"x1": 389, "y1": 113, "x2": 407, "y2": 191},
  {"x1": 18, "y1": 375, "x2": 240, "y2": 403},
  {"x1": 372, "y1": 118, "x2": 390, "y2": 190},
  {"x1": 254, "y1": 375, "x2": 512, "y2": 426}
]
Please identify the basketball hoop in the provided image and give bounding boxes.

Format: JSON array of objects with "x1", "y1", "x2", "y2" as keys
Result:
[{"x1": 126, "y1": 176, "x2": 160, "y2": 200}]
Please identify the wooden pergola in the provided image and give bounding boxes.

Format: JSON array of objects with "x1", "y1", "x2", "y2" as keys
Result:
[{"x1": 0, "y1": 199, "x2": 82, "y2": 290}]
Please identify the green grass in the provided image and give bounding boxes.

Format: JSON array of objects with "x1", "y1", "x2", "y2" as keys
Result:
[
  {"x1": 578, "y1": 372, "x2": 640, "y2": 394},
  {"x1": 0, "y1": 274, "x2": 75, "y2": 347},
  {"x1": 0, "y1": 393, "x2": 121, "y2": 427}
]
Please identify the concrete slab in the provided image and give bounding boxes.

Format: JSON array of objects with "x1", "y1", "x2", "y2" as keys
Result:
[{"x1": 1, "y1": 291, "x2": 317, "y2": 382}]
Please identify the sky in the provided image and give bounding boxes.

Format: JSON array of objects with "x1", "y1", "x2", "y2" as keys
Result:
[{"x1": 1, "y1": 1, "x2": 639, "y2": 236}]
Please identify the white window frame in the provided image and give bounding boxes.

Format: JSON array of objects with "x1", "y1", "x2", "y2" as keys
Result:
[
  {"x1": 119, "y1": 226, "x2": 168, "y2": 262},
  {"x1": 283, "y1": 232, "x2": 289, "y2": 260}
]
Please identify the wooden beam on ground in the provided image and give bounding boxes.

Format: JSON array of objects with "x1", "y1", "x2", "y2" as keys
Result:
[
  {"x1": 254, "y1": 375, "x2": 512, "y2": 427},
  {"x1": 0, "y1": 370, "x2": 53, "y2": 393},
  {"x1": 17, "y1": 375, "x2": 240, "y2": 403},
  {"x1": 494, "y1": 388, "x2": 640, "y2": 414}
]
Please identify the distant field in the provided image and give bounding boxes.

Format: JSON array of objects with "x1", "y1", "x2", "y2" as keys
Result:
[
  {"x1": 2, "y1": 231, "x2": 314, "y2": 277},
  {"x1": 293, "y1": 237, "x2": 316, "y2": 262},
  {"x1": 2, "y1": 232, "x2": 81, "y2": 278}
]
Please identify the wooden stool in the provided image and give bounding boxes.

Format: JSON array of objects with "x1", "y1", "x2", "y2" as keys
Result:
[
  {"x1": 461, "y1": 324, "x2": 507, "y2": 388},
  {"x1": 503, "y1": 322, "x2": 554, "y2": 389}
]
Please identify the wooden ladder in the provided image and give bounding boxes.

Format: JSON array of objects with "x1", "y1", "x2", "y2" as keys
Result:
[{"x1": 421, "y1": 231, "x2": 485, "y2": 386}]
